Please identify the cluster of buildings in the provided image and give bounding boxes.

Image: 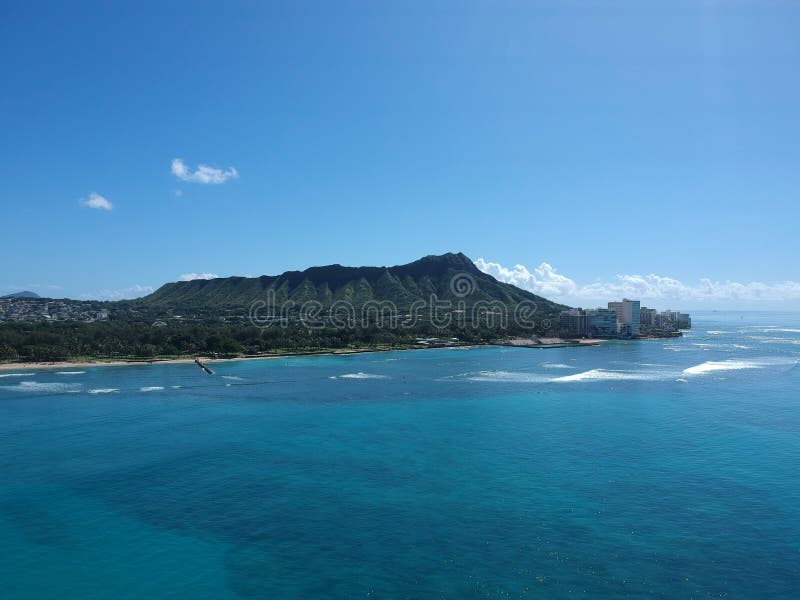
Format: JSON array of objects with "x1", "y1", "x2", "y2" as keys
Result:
[
  {"x1": 559, "y1": 299, "x2": 691, "y2": 339},
  {"x1": 0, "y1": 298, "x2": 110, "y2": 323},
  {"x1": 639, "y1": 308, "x2": 691, "y2": 330}
]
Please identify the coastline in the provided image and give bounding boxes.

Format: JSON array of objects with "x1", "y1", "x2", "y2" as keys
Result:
[
  {"x1": 0, "y1": 334, "x2": 676, "y2": 372},
  {"x1": 0, "y1": 345, "x2": 484, "y2": 372}
]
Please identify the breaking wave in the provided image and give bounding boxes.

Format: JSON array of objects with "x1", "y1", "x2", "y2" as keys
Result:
[
  {"x1": 683, "y1": 358, "x2": 797, "y2": 376},
  {"x1": 140, "y1": 386, "x2": 165, "y2": 392},
  {"x1": 683, "y1": 360, "x2": 762, "y2": 375},
  {"x1": 749, "y1": 335, "x2": 799, "y2": 345},
  {"x1": 552, "y1": 369, "x2": 669, "y2": 383},
  {"x1": 88, "y1": 388, "x2": 120, "y2": 394},
  {"x1": 0, "y1": 372, "x2": 35, "y2": 378},
  {"x1": 56, "y1": 371, "x2": 85, "y2": 375},
  {"x1": 1, "y1": 381, "x2": 81, "y2": 393},
  {"x1": 466, "y1": 370, "x2": 549, "y2": 383},
  {"x1": 330, "y1": 373, "x2": 389, "y2": 380}
]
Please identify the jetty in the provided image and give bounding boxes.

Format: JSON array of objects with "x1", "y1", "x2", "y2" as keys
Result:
[{"x1": 194, "y1": 357, "x2": 215, "y2": 375}]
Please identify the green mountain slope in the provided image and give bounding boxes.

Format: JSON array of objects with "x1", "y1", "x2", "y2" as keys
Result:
[{"x1": 140, "y1": 252, "x2": 568, "y2": 320}]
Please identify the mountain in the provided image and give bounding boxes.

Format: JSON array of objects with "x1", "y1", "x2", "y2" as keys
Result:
[
  {"x1": 1, "y1": 291, "x2": 40, "y2": 299},
  {"x1": 0, "y1": 254, "x2": 570, "y2": 362},
  {"x1": 139, "y1": 252, "x2": 568, "y2": 321}
]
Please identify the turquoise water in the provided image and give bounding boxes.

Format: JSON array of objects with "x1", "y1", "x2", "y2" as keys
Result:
[{"x1": 1, "y1": 311, "x2": 799, "y2": 598}]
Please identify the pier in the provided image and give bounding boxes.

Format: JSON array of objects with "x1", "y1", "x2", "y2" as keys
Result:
[{"x1": 194, "y1": 357, "x2": 215, "y2": 375}]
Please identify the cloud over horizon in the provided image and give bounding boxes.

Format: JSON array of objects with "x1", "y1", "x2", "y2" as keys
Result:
[
  {"x1": 179, "y1": 272, "x2": 218, "y2": 281},
  {"x1": 81, "y1": 192, "x2": 112, "y2": 211},
  {"x1": 171, "y1": 158, "x2": 238, "y2": 184},
  {"x1": 79, "y1": 284, "x2": 154, "y2": 301},
  {"x1": 475, "y1": 258, "x2": 800, "y2": 309}
]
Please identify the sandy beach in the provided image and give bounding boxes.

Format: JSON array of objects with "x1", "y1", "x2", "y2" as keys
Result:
[
  {"x1": 0, "y1": 357, "x2": 197, "y2": 372},
  {"x1": 0, "y1": 345, "x2": 481, "y2": 372}
]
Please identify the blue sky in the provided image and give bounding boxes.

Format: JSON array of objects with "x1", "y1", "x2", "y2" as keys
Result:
[{"x1": 1, "y1": 1, "x2": 798, "y2": 308}]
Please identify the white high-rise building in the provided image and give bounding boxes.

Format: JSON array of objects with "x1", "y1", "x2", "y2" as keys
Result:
[{"x1": 608, "y1": 299, "x2": 641, "y2": 338}]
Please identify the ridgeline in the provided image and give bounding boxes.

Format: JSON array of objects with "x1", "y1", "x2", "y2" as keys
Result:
[{"x1": 0, "y1": 253, "x2": 568, "y2": 362}]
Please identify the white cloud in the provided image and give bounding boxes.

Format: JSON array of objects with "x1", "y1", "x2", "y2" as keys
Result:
[
  {"x1": 79, "y1": 284, "x2": 154, "y2": 301},
  {"x1": 474, "y1": 259, "x2": 578, "y2": 299},
  {"x1": 476, "y1": 258, "x2": 800, "y2": 309},
  {"x1": 179, "y1": 272, "x2": 218, "y2": 281},
  {"x1": 81, "y1": 192, "x2": 112, "y2": 211},
  {"x1": 171, "y1": 158, "x2": 238, "y2": 184}
]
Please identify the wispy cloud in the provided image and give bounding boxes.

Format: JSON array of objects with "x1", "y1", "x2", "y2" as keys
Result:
[
  {"x1": 475, "y1": 258, "x2": 800, "y2": 309},
  {"x1": 81, "y1": 192, "x2": 112, "y2": 211},
  {"x1": 179, "y1": 272, "x2": 218, "y2": 281},
  {"x1": 79, "y1": 284, "x2": 154, "y2": 301},
  {"x1": 171, "y1": 158, "x2": 238, "y2": 184}
]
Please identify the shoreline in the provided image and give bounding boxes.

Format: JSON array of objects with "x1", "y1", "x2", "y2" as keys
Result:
[
  {"x1": 0, "y1": 334, "x2": 675, "y2": 372},
  {"x1": 0, "y1": 344, "x2": 485, "y2": 372}
]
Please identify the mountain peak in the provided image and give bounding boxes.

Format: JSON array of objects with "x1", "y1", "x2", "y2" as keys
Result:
[
  {"x1": 400, "y1": 252, "x2": 480, "y2": 276},
  {"x1": 2, "y1": 291, "x2": 40, "y2": 299},
  {"x1": 417, "y1": 251, "x2": 472, "y2": 264}
]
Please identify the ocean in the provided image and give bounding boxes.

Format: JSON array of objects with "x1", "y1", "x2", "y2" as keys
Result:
[{"x1": 1, "y1": 311, "x2": 799, "y2": 598}]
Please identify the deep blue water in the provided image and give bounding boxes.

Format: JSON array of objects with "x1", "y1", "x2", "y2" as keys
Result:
[{"x1": 1, "y1": 311, "x2": 799, "y2": 599}]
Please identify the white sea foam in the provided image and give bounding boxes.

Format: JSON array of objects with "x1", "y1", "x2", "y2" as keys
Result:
[
  {"x1": 684, "y1": 357, "x2": 798, "y2": 376},
  {"x1": 541, "y1": 363, "x2": 574, "y2": 369},
  {"x1": 0, "y1": 372, "x2": 35, "y2": 378},
  {"x1": 1, "y1": 381, "x2": 81, "y2": 393},
  {"x1": 331, "y1": 373, "x2": 389, "y2": 380},
  {"x1": 749, "y1": 336, "x2": 796, "y2": 345},
  {"x1": 56, "y1": 371, "x2": 85, "y2": 375},
  {"x1": 552, "y1": 369, "x2": 667, "y2": 383},
  {"x1": 746, "y1": 328, "x2": 800, "y2": 341},
  {"x1": 683, "y1": 360, "x2": 762, "y2": 375},
  {"x1": 706, "y1": 331, "x2": 729, "y2": 335},
  {"x1": 221, "y1": 375, "x2": 243, "y2": 381},
  {"x1": 140, "y1": 386, "x2": 165, "y2": 392},
  {"x1": 695, "y1": 342, "x2": 752, "y2": 352},
  {"x1": 467, "y1": 370, "x2": 548, "y2": 383},
  {"x1": 88, "y1": 388, "x2": 119, "y2": 394}
]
